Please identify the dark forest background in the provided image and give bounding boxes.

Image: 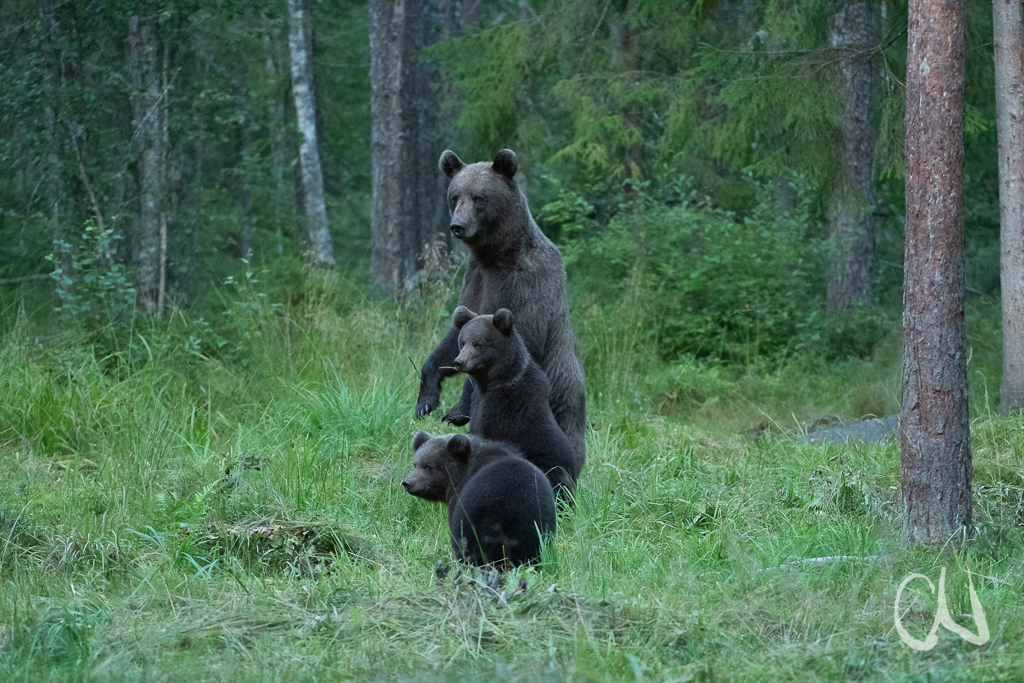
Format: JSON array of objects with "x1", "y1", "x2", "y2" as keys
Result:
[{"x1": 0, "y1": 0, "x2": 1003, "y2": 370}]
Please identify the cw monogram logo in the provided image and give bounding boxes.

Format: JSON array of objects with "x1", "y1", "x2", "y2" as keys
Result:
[{"x1": 893, "y1": 567, "x2": 990, "y2": 651}]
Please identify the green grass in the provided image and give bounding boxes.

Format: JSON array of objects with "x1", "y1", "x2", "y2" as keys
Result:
[{"x1": 0, "y1": 277, "x2": 1021, "y2": 681}]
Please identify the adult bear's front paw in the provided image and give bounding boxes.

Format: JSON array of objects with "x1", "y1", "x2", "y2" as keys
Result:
[
  {"x1": 442, "y1": 408, "x2": 470, "y2": 427},
  {"x1": 415, "y1": 394, "x2": 439, "y2": 419}
]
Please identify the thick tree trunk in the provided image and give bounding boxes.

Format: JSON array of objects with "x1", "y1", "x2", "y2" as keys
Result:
[
  {"x1": 901, "y1": 0, "x2": 971, "y2": 545},
  {"x1": 994, "y1": 0, "x2": 1024, "y2": 415},
  {"x1": 129, "y1": 10, "x2": 164, "y2": 315},
  {"x1": 370, "y1": 0, "x2": 432, "y2": 293},
  {"x1": 827, "y1": 0, "x2": 876, "y2": 310},
  {"x1": 286, "y1": 0, "x2": 335, "y2": 268}
]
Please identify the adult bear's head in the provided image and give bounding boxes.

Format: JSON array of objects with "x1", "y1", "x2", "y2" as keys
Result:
[{"x1": 439, "y1": 149, "x2": 528, "y2": 250}]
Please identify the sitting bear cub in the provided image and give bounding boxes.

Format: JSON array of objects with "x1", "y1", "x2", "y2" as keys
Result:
[
  {"x1": 402, "y1": 431, "x2": 556, "y2": 568},
  {"x1": 452, "y1": 306, "x2": 579, "y2": 502}
]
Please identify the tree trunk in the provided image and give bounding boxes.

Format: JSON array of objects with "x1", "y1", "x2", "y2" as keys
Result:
[
  {"x1": 240, "y1": 112, "x2": 255, "y2": 262},
  {"x1": 129, "y1": 9, "x2": 164, "y2": 315},
  {"x1": 263, "y1": 25, "x2": 288, "y2": 255},
  {"x1": 369, "y1": 0, "x2": 431, "y2": 293},
  {"x1": 38, "y1": 0, "x2": 68, "y2": 273},
  {"x1": 827, "y1": 0, "x2": 876, "y2": 310},
  {"x1": 460, "y1": 0, "x2": 477, "y2": 32},
  {"x1": 901, "y1": 0, "x2": 971, "y2": 545},
  {"x1": 994, "y1": 0, "x2": 1024, "y2": 415},
  {"x1": 286, "y1": 0, "x2": 335, "y2": 268}
]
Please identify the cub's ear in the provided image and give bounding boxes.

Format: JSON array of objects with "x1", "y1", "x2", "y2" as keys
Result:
[
  {"x1": 492, "y1": 149, "x2": 518, "y2": 180},
  {"x1": 447, "y1": 434, "x2": 471, "y2": 461},
  {"x1": 413, "y1": 431, "x2": 430, "y2": 450},
  {"x1": 439, "y1": 150, "x2": 465, "y2": 179},
  {"x1": 492, "y1": 308, "x2": 514, "y2": 335},
  {"x1": 452, "y1": 306, "x2": 476, "y2": 330}
]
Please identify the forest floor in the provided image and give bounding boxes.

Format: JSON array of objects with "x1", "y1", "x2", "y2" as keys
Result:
[{"x1": 0, "y1": 279, "x2": 1021, "y2": 682}]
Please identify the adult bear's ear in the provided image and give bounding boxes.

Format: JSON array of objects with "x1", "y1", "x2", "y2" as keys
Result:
[
  {"x1": 452, "y1": 306, "x2": 476, "y2": 330},
  {"x1": 439, "y1": 150, "x2": 465, "y2": 179},
  {"x1": 447, "y1": 434, "x2": 471, "y2": 461},
  {"x1": 492, "y1": 149, "x2": 518, "y2": 179},
  {"x1": 413, "y1": 431, "x2": 430, "y2": 450},
  {"x1": 492, "y1": 308, "x2": 514, "y2": 335}
]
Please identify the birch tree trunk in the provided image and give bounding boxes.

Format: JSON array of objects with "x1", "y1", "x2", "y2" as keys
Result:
[
  {"x1": 901, "y1": 0, "x2": 971, "y2": 546},
  {"x1": 129, "y1": 9, "x2": 164, "y2": 315},
  {"x1": 369, "y1": 0, "x2": 429, "y2": 293},
  {"x1": 994, "y1": 0, "x2": 1024, "y2": 415},
  {"x1": 827, "y1": 0, "x2": 876, "y2": 310},
  {"x1": 287, "y1": 0, "x2": 335, "y2": 268},
  {"x1": 263, "y1": 25, "x2": 288, "y2": 255}
]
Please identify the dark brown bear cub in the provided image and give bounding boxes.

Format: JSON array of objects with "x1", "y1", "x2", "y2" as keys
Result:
[
  {"x1": 402, "y1": 431, "x2": 556, "y2": 568},
  {"x1": 451, "y1": 306, "x2": 579, "y2": 502}
]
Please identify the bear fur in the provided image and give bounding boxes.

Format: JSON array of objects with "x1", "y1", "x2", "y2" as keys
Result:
[
  {"x1": 451, "y1": 306, "x2": 579, "y2": 502},
  {"x1": 415, "y1": 149, "x2": 586, "y2": 477},
  {"x1": 402, "y1": 431, "x2": 556, "y2": 568}
]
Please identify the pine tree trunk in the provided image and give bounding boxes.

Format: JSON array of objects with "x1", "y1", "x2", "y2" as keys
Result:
[
  {"x1": 369, "y1": 0, "x2": 429, "y2": 293},
  {"x1": 994, "y1": 0, "x2": 1024, "y2": 415},
  {"x1": 129, "y1": 9, "x2": 164, "y2": 315},
  {"x1": 827, "y1": 0, "x2": 876, "y2": 310},
  {"x1": 286, "y1": 0, "x2": 335, "y2": 268},
  {"x1": 901, "y1": 0, "x2": 971, "y2": 546}
]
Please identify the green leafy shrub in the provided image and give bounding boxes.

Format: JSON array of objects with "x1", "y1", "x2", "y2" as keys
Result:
[{"x1": 555, "y1": 179, "x2": 827, "y2": 363}]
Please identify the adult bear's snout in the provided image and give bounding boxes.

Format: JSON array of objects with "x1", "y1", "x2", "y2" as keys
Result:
[
  {"x1": 450, "y1": 220, "x2": 466, "y2": 236},
  {"x1": 452, "y1": 358, "x2": 465, "y2": 370}
]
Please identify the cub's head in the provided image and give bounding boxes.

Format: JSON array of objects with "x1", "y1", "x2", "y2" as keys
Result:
[
  {"x1": 439, "y1": 149, "x2": 523, "y2": 246},
  {"x1": 401, "y1": 431, "x2": 472, "y2": 501},
  {"x1": 451, "y1": 306, "x2": 521, "y2": 380}
]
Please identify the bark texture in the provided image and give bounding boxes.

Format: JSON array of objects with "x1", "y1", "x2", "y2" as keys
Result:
[
  {"x1": 38, "y1": 0, "x2": 68, "y2": 272},
  {"x1": 994, "y1": 0, "x2": 1024, "y2": 415},
  {"x1": 901, "y1": 0, "x2": 971, "y2": 546},
  {"x1": 263, "y1": 25, "x2": 288, "y2": 255},
  {"x1": 370, "y1": 0, "x2": 449, "y2": 293},
  {"x1": 129, "y1": 10, "x2": 164, "y2": 315},
  {"x1": 827, "y1": 0, "x2": 876, "y2": 310},
  {"x1": 287, "y1": 0, "x2": 335, "y2": 268}
]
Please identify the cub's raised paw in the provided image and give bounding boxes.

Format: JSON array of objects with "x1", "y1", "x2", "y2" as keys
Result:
[{"x1": 442, "y1": 409, "x2": 470, "y2": 427}]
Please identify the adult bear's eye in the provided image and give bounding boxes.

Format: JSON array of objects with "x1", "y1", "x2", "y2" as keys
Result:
[
  {"x1": 473, "y1": 342, "x2": 482, "y2": 349},
  {"x1": 472, "y1": 195, "x2": 484, "y2": 204}
]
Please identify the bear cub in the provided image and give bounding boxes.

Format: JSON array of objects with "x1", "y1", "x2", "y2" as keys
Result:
[
  {"x1": 452, "y1": 306, "x2": 579, "y2": 502},
  {"x1": 402, "y1": 431, "x2": 556, "y2": 568}
]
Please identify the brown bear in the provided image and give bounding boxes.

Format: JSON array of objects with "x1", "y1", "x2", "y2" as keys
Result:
[
  {"x1": 402, "y1": 431, "x2": 556, "y2": 568},
  {"x1": 451, "y1": 306, "x2": 579, "y2": 502},
  {"x1": 414, "y1": 149, "x2": 586, "y2": 477}
]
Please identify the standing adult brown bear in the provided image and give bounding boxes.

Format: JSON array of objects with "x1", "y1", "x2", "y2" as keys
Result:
[{"x1": 415, "y1": 149, "x2": 586, "y2": 474}]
